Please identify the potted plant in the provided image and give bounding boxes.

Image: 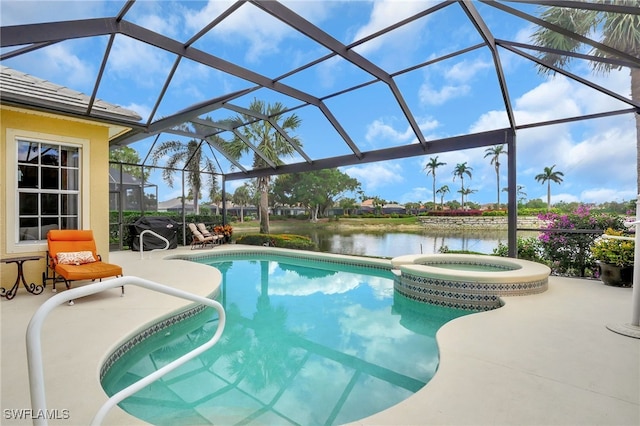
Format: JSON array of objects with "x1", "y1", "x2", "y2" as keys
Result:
[
  {"x1": 590, "y1": 228, "x2": 634, "y2": 287},
  {"x1": 214, "y1": 224, "x2": 233, "y2": 243}
]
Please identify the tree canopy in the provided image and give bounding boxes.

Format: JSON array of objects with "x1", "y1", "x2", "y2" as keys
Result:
[{"x1": 272, "y1": 169, "x2": 360, "y2": 221}]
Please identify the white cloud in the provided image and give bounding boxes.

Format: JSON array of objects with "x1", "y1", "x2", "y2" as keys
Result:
[
  {"x1": 364, "y1": 116, "x2": 439, "y2": 146},
  {"x1": 0, "y1": 0, "x2": 105, "y2": 25},
  {"x1": 109, "y1": 35, "x2": 172, "y2": 86},
  {"x1": 183, "y1": 0, "x2": 293, "y2": 62},
  {"x1": 350, "y1": 1, "x2": 437, "y2": 54},
  {"x1": 365, "y1": 119, "x2": 414, "y2": 143},
  {"x1": 515, "y1": 76, "x2": 582, "y2": 119},
  {"x1": 564, "y1": 126, "x2": 634, "y2": 179},
  {"x1": 42, "y1": 44, "x2": 95, "y2": 89},
  {"x1": 137, "y1": 12, "x2": 181, "y2": 39},
  {"x1": 344, "y1": 0, "x2": 445, "y2": 72},
  {"x1": 419, "y1": 83, "x2": 470, "y2": 105},
  {"x1": 342, "y1": 162, "x2": 404, "y2": 192},
  {"x1": 121, "y1": 103, "x2": 151, "y2": 121},
  {"x1": 468, "y1": 73, "x2": 636, "y2": 204},
  {"x1": 550, "y1": 192, "x2": 579, "y2": 204},
  {"x1": 445, "y1": 59, "x2": 492, "y2": 82},
  {"x1": 468, "y1": 110, "x2": 510, "y2": 133},
  {"x1": 417, "y1": 57, "x2": 491, "y2": 107},
  {"x1": 399, "y1": 186, "x2": 430, "y2": 204},
  {"x1": 579, "y1": 188, "x2": 637, "y2": 204}
]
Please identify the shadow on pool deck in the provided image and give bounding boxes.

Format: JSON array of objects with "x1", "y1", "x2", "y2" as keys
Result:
[{"x1": 1, "y1": 245, "x2": 638, "y2": 425}]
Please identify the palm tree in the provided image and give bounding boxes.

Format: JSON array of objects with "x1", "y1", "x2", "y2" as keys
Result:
[
  {"x1": 371, "y1": 196, "x2": 386, "y2": 216},
  {"x1": 531, "y1": 3, "x2": 640, "y2": 191},
  {"x1": 232, "y1": 184, "x2": 251, "y2": 222},
  {"x1": 503, "y1": 184, "x2": 527, "y2": 206},
  {"x1": 150, "y1": 139, "x2": 217, "y2": 214},
  {"x1": 452, "y1": 162, "x2": 473, "y2": 209},
  {"x1": 424, "y1": 156, "x2": 446, "y2": 210},
  {"x1": 535, "y1": 165, "x2": 565, "y2": 211},
  {"x1": 458, "y1": 187, "x2": 477, "y2": 209},
  {"x1": 339, "y1": 197, "x2": 358, "y2": 216},
  {"x1": 219, "y1": 99, "x2": 302, "y2": 234},
  {"x1": 436, "y1": 185, "x2": 450, "y2": 210},
  {"x1": 484, "y1": 145, "x2": 507, "y2": 209}
]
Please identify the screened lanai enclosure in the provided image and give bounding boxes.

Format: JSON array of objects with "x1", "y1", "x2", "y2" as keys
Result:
[{"x1": 1, "y1": 0, "x2": 639, "y2": 255}]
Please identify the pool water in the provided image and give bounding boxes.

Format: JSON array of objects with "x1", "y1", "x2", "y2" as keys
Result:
[{"x1": 101, "y1": 255, "x2": 471, "y2": 425}]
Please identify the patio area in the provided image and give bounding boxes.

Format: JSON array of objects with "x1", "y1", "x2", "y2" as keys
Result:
[{"x1": 1, "y1": 246, "x2": 638, "y2": 425}]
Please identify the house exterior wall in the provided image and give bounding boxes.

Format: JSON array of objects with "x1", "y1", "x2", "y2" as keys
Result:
[{"x1": 1, "y1": 106, "x2": 112, "y2": 289}]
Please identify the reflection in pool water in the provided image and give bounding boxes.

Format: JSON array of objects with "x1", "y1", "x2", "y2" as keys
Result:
[{"x1": 101, "y1": 255, "x2": 471, "y2": 425}]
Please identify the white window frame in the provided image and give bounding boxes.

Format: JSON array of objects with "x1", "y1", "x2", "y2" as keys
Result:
[{"x1": 5, "y1": 128, "x2": 91, "y2": 254}]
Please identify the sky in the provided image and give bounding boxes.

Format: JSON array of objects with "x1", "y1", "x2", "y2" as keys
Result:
[{"x1": 1, "y1": 0, "x2": 637, "y2": 207}]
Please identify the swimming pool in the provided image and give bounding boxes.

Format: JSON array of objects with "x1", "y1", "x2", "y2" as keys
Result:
[{"x1": 101, "y1": 253, "x2": 471, "y2": 425}]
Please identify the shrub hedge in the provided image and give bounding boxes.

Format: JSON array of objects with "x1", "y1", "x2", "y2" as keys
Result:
[{"x1": 235, "y1": 233, "x2": 317, "y2": 250}]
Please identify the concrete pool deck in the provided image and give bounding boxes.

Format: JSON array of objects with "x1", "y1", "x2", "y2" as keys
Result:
[{"x1": 1, "y1": 245, "x2": 638, "y2": 425}]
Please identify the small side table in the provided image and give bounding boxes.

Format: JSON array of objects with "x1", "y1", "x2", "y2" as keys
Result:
[{"x1": 1, "y1": 255, "x2": 44, "y2": 300}]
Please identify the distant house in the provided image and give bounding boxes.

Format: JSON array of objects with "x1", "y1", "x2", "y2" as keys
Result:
[
  {"x1": 158, "y1": 198, "x2": 196, "y2": 213},
  {"x1": 382, "y1": 203, "x2": 406, "y2": 214},
  {"x1": 358, "y1": 199, "x2": 406, "y2": 215}
]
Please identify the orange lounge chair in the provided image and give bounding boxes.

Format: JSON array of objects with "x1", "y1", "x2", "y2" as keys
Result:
[{"x1": 44, "y1": 230, "x2": 124, "y2": 303}]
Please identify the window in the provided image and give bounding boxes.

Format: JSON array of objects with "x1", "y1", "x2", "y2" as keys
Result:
[
  {"x1": 5, "y1": 128, "x2": 90, "y2": 253},
  {"x1": 17, "y1": 140, "x2": 81, "y2": 241}
]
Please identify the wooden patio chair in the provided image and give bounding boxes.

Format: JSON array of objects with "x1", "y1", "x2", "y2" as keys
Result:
[
  {"x1": 44, "y1": 229, "x2": 124, "y2": 304},
  {"x1": 196, "y1": 223, "x2": 222, "y2": 245},
  {"x1": 188, "y1": 223, "x2": 216, "y2": 249}
]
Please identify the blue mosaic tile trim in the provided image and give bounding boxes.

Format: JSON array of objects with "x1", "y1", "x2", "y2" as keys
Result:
[
  {"x1": 395, "y1": 278, "x2": 502, "y2": 311},
  {"x1": 420, "y1": 260, "x2": 514, "y2": 271},
  {"x1": 400, "y1": 272, "x2": 548, "y2": 295},
  {"x1": 395, "y1": 287, "x2": 499, "y2": 311},
  {"x1": 99, "y1": 291, "x2": 218, "y2": 381},
  {"x1": 174, "y1": 250, "x2": 393, "y2": 271},
  {"x1": 395, "y1": 272, "x2": 547, "y2": 311}
]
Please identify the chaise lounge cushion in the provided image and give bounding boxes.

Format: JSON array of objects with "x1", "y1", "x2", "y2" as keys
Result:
[
  {"x1": 54, "y1": 261, "x2": 122, "y2": 281},
  {"x1": 47, "y1": 230, "x2": 122, "y2": 281}
]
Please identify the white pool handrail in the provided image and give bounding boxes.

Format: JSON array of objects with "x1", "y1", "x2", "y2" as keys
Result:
[
  {"x1": 138, "y1": 229, "x2": 170, "y2": 259},
  {"x1": 599, "y1": 234, "x2": 635, "y2": 241},
  {"x1": 26, "y1": 276, "x2": 226, "y2": 426}
]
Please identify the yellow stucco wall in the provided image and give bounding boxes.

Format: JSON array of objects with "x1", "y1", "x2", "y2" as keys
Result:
[{"x1": 1, "y1": 106, "x2": 113, "y2": 292}]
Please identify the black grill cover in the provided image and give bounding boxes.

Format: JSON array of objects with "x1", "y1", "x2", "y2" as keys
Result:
[{"x1": 130, "y1": 216, "x2": 178, "y2": 251}]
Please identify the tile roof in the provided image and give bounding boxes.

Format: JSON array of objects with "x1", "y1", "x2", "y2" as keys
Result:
[{"x1": 0, "y1": 66, "x2": 142, "y2": 122}]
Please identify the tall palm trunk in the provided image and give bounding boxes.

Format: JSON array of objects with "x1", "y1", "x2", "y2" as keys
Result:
[
  {"x1": 547, "y1": 181, "x2": 551, "y2": 211},
  {"x1": 258, "y1": 176, "x2": 270, "y2": 234},
  {"x1": 432, "y1": 175, "x2": 436, "y2": 210},
  {"x1": 495, "y1": 167, "x2": 500, "y2": 208}
]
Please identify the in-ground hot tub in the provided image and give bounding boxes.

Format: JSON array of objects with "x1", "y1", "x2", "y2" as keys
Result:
[{"x1": 392, "y1": 253, "x2": 551, "y2": 311}]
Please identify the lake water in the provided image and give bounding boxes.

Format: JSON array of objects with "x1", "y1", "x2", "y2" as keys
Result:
[{"x1": 236, "y1": 226, "x2": 516, "y2": 258}]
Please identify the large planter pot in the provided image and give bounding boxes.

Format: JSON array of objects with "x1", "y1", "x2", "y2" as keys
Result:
[{"x1": 597, "y1": 261, "x2": 634, "y2": 287}]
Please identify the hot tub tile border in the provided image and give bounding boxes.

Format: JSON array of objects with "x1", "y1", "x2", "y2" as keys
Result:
[{"x1": 396, "y1": 272, "x2": 548, "y2": 311}]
